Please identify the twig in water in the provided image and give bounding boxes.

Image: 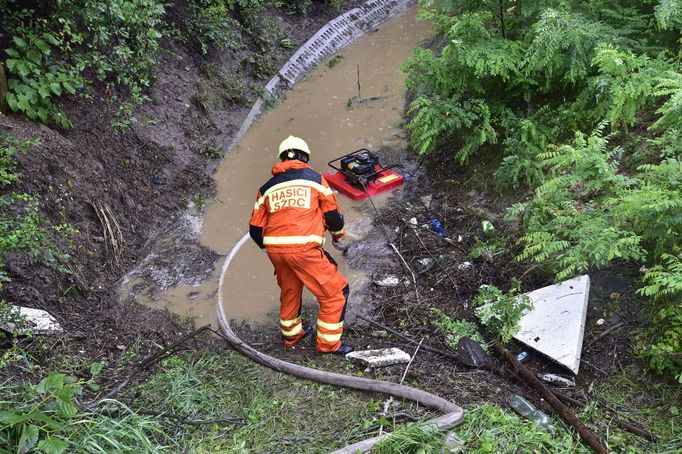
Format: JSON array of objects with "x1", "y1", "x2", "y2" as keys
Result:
[{"x1": 357, "y1": 64, "x2": 361, "y2": 100}]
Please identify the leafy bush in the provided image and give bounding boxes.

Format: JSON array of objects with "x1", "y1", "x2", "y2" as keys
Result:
[
  {"x1": 188, "y1": 0, "x2": 244, "y2": 55},
  {"x1": 230, "y1": 0, "x2": 264, "y2": 30},
  {"x1": 0, "y1": 371, "x2": 170, "y2": 453},
  {"x1": 1, "y1": 0, "x2": 168, "y2": 129},
  {"x1": 474, "y1": 284, "x2": 532, "y2": 343},
  {"x1": 4, "y1": 31, "x2": 82, "y2": 128},
  {"x1": 273, "y1": 0, "x2": 313, "y2": 14},
  {"x1": 430, "y1": 308, "x2": 487, "y2": 350},
  {"x1": 637, "y1": 254, "x2": 682, "y2": 382},
  {"x1": 77, "y1": 0, "x2": 167, "y2": 129}
]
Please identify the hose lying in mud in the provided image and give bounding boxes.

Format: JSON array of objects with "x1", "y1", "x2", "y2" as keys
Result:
[{"x1": 216, "y1": 233, "x2": 464, "y2": 432}]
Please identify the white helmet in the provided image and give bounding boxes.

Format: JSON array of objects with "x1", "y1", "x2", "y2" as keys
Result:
[{"x1": 277, "y1": 135, "x2": 311, "y2": 159}]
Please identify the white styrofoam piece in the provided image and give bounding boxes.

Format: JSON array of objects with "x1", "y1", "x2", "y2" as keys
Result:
[
  {"x1": 373, "y1": 275, "x2": 401, "y2": 287},
  {"x1": 513, "y1": 275, "x2": 590, "y2": 374},
  {"x1": 346, "y1": 347, "x2": 411, "y2": 367},
  {"x1": 0, "y1": 306, "x2": 63, "y2": 335}
]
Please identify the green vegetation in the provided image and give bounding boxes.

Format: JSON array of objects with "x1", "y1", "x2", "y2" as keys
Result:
[
  {"x1": 371, "y1": 420, "x2": 445, "y2": 453},
  {"x1": 4, "y1": 32, "x2": 82, "y2": 128},
  {"x1": 405, "y1": 0, "x2": 682, "y2": 381},
  {"x1": 1, "y1": 348, "x2": 384, "y2": 452},
  {"x1": 374, "y1": 384, "x2": 682, "y2": 453},
  {"x1": 370, "y1": 405, "x2": 588, "y2": 453},
  {"x1": 0, "y1": 0, "x2": 303, "y2": 129},
  {"x1": 136, "y1": 351, "x2": 378, "y2": 451},
  {"x1": 188, "y1": 0, "x2": 244, "y2": 55},
  {"x1": 0, "y1": 134, "x2": 71, "y2": 342},
  {"x1": 0, "y1": 345, "x2": 389, "y2": 452},
  {"x1": 431, "y1": 279, "x2": 531, "y2": 347},
  {"x1": 430, "y1": 307, "x2": 487, "y2": 349},
  {"x1": 193, "y1": 65, "x2": 250, "y2": 113},
  {"x1": 0, "y1": 365, "x2": 170, "y2": 454},
  {"x1": 593, "y1": 368, "x2": 682, "y2": 452},
  {"x1": 474, "y1": 283, "x2": 532, "y2": 343},
  {"x1": 0, "y1": 135, "x2": 70, "y2": 306},
  {"x1": 1, "y1": 0, "x2": 168, "y2": 129},
  {"x1": 452, "y1": 404, "x2": 589, "y2": 453}
]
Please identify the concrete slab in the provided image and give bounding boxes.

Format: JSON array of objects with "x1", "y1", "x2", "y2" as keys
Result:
[
  {"x1": 513, "y1": 275, "x2": 590, "y2": 374},
  {"x1": 0, "y1": 306, "x2": 63, "y2": 335},
  {"x1": 346, "y1": 347, "x2": 411, "y2": 367}
]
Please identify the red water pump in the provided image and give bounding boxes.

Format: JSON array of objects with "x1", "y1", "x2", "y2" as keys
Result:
[{"x1": 323, "y1": 149, "x2": 404, "y2": 201}]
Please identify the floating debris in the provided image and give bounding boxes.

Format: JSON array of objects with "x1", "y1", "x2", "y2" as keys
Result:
[{"x1": 373, "y1": 275, "x2": 402, "y2": 287}]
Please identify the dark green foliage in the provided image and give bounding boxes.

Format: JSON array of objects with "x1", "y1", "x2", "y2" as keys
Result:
[
  {"x1": 188, "y1": 0, "x2": 244, "y2": 55},
  {"x1": 3, "y1": 27, "x2": 82, "y2": 128},
  {"x1": 406, "y1": 0, "x2": 682, "y2": 379},
  {"x1": 0, "y1": 0, "x2": 273, "y2": 129},
  {"x1": 430, "y1": 308, "x2": 487, "y2": 349},
  {"x1": 273, "y1": 0, "x2": 313, "y2": 14},
  {"x1": 0, "y1": 369, "x2": 169, "y2": 453},
  {"x1": 79, "y1": 0, "x2": 167, "y2": 128},
  {"x1": 1, "y1": 0, "x2": 167, "y2": 129}
]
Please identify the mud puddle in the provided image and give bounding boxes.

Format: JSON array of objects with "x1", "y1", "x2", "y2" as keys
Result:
[{"x1": 121, "y1": 7, "x2": 431, "y2": 327}]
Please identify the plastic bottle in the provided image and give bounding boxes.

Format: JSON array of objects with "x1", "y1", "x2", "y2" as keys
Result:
[
  {"x1": 516, "y1": 351, "x2": 535, "y2": 363},
  {"x1": 509, "y1": 394, "x2": 551, "y2": 428},
  {"x1": 430, "y1": 219, "x2": 445, "y2": 236}
]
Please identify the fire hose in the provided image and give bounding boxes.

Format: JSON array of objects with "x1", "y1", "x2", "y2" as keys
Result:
[{"x1": 216, "y1": 233, "x2": 464, "y2": 450}]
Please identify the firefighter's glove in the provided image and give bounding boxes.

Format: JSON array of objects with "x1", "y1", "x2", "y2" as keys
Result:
[{"x1": 332, "y1": 230, "x2": 352, "y2": 252}]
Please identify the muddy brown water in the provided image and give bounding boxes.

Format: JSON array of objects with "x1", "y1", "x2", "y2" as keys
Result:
[{"x1": 136, "y1": 8, "x2": 431, "y2": 327}]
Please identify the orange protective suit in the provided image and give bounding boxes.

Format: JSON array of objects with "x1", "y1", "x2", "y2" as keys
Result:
[{"x1": 249, "y1": 160, "x2": 348, "y2": 352}]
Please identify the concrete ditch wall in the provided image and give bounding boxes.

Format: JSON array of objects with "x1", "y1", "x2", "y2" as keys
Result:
[{"x1": 223, "y1": 0, "x2": 417, "y2": 151}]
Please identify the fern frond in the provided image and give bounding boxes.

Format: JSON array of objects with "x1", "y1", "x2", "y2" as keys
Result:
[{"x1": 655, "y1": 0, "x2": 682, "y2": 30}]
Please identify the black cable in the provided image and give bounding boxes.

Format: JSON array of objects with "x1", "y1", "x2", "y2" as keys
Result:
[{"x1": 359, "y1": 180, "x2": 393, "y2": 246}]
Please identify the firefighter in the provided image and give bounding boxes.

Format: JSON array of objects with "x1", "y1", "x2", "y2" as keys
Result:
[{"x1": 249, "y1": 136, "x2": 354, "y2": 355}]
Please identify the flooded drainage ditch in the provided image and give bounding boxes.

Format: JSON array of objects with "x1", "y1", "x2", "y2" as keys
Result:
[
  {"x1": 122, "y1": 4, "x2": 435, "y2": 327},
  {"x1": 121, "y1": 4, "x2": 465, "y2": 447}
]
